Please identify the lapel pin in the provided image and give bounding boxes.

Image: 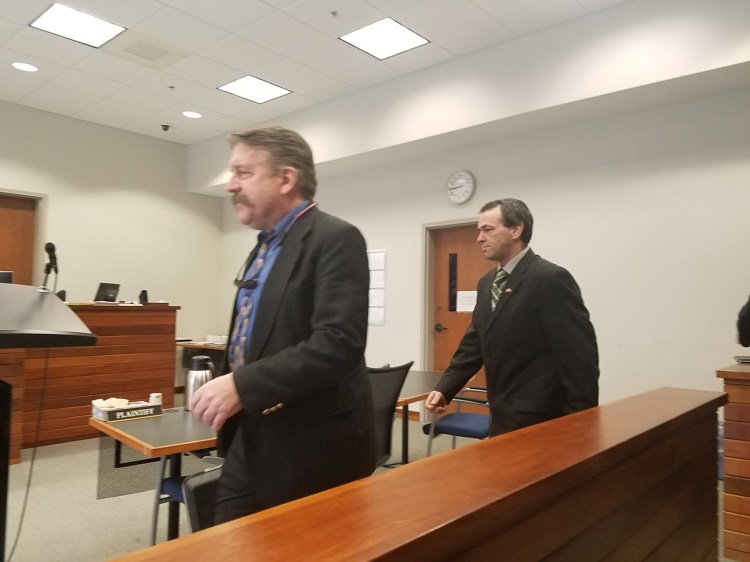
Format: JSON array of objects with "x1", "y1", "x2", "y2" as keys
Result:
[{"x1": 504, "y1": 288, "x2": 513, "y2": 293}]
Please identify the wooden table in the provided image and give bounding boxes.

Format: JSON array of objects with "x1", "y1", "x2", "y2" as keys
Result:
[
  {"x1": 89, "y1": 409, "x2": 216, "y2": 541},
  {"x1": 395, "y1": 370, "x2": 442, "y2": 464}
]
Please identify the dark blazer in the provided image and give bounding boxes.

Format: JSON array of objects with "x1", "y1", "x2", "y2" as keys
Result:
[
  {"x1": 219, "y1": 207, "x2": 376, "y2": 512},
  {"x1": 739, "y1": 294, "x2": 750, "y2": 347},
  {"x1": 435, "y1": 249, "x2": 599, "y2": 436}
]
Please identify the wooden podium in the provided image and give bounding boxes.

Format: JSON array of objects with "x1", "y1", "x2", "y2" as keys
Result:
[
  {"x1": 717, "y1": 362, "x2": 750, "y2": 560},
  {"x1": 20, "y1": 304, "x2": 180, "y2": 447}
]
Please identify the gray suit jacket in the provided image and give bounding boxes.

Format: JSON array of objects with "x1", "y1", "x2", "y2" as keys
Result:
[
  {"x1": 219, "y1": 207, "x2": 376, "y2": 510},
  {"x1": 436, "y1": 249, "x2": 599, "y2": 436}
]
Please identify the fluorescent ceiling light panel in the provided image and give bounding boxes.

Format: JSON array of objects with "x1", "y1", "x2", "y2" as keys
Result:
[
  {"x1": 340, "y1": 18, "x2": 428, "y2": 60},
  {"x1": 218, "y1": 75, "x2": 290, "y2": 104},
  {"x1": 30, "y1": 3, "x2": 125, "y2": 48}
]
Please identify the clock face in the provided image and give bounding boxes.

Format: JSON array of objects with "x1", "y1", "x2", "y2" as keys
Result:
[{"x1": 446, "y1": 170, "x2": 475, "y2": 204}]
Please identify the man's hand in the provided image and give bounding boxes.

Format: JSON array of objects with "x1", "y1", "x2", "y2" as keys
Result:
[
  {"x1": 190, "y1": 373, "x2": 243, "y2": 431},
  {"x1": 425, "y1": 390, "x2": 447, "y2": 414}
]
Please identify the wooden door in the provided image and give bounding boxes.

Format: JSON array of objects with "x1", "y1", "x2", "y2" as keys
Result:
[
  {"x1": 0, "y1": 194, "x2": 38, "y2": 285},
  {"x1": 429, "y1": 223, "x2": 492, "y2": 392}
]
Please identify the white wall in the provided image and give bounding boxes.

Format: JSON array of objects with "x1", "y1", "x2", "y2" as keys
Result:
[
  {"x1": 248, "y1": 86, "x2": 749, "y2": 406},
  {"x1": 0, "y1": 100, "x2": 226, "y2": 340}
]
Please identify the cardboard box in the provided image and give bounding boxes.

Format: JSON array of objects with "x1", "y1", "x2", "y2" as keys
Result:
[{"x1": 92, "y1": 401, "x2": 163, "y2": 422}]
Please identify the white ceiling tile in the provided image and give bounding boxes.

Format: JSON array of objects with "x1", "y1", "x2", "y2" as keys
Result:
[
  {"x1": 363, "y1": 0, "x2": 422, "y2": 12},
  {"x1": 134, "y1": 5, "x2": 227, "y2": 51},
  {"x1": 576, "y1": 0, "x2": 633, "y2": 12},
  {"x1": 436, "y1": 19, "x2": 514, "y2": 56},
  {"x1": 169, "y1": 0, "x2": 274, "y2": 32},
  {"x1": 337, "y1": 61, "x2": 401, "y2": 89},
  {"x1": 255, "y1": 58, "x2": 337, "y2": 93},
  {"x1": 290, "y1": 37, "x2": 375, "y2": 77},
  {"x1": 163, "y1": 54, "x2": 242, "y2": 88},
  {"x1": 497, "y1": 0, "x2": 587, "y2": 35},
  {"x1": 73, "y1": 99, "x2": 146, "y2": 127},
  {"x1": 0, "y1": 1, "x2": 55, "y2": 25},
  {"x1": 0, "y1": 17, "x2": 22, "y2": 43},
  {"x1": 5, "y1": 27, "x2": 93, "y2": 67},
  {"x1": 109, "y1": 86, "x2": 177, "y2": 111},
  {"x1": 0, "y1": 47, "x2": 69, "y2": 80},
  {"x1": 236, "y1": 11, "x2": 330, "y2": 58},
  {"x1": 395, "y1": 0, "x2": 499, "y2": 39},
  {"x1": 283, "y1": 0, "x2": 385, "y2": 37},
  {"x1": 133, "y1": 72, "x2": 207, "y2": 100},
  {"x1": 75, "y1": 51, "x2": 157, "y2": 84},
  {"x1": 296, "y1": 79, "x2": 356, "y2": 102},
  {"x1": 199, "y1": 35, "x2": 285, "y2": 74},
  {"x1": 20, "y1": 83, "x2": 101, "y2": 115},
  {"x1": 51, "y1": 69, "x2": 125, "y2": 98}
]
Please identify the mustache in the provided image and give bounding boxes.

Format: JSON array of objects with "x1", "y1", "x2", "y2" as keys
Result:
[{"x1": 232, "y1": 194, "x2": 251, "y2": 206}]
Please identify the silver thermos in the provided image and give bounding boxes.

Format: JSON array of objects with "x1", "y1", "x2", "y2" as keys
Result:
[{"x1": 184, "y1": 355, "x2": 214, "y2": 411}]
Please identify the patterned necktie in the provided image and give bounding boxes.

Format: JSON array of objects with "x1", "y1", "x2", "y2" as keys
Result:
[
  {"x1": 228, "y1": 240, "x2": 271, "y2": 372},
  {"x1": 490, "y1": 268, "x2": 508, "y2": 311}
]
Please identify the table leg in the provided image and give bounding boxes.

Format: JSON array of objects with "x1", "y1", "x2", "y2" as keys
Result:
[
  {"x1": 167, "y1": 453, "x2": 182, "y2": 540},
  {"x1": 401, "y1": 405, "x2": 409, "y2": 464}
]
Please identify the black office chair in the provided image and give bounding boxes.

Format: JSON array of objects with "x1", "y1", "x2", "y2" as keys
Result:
[
  {"x1": 150, "y1": 452, "x2": 222, "y2": 544},
  {"x1": 182, "y1": 464, "x2": 222, "y2": 532},
  {"x1": 367, "y1": 361, "x2": 413, "y2": 468},
  {"x1": 423, "y1": 386, "x2": 490, "y2": 457}
]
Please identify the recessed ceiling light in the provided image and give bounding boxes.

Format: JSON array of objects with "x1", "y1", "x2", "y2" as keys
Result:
[
  {"x1": 12, "y1": 62, "x2": 39, "y2": 72},
  {"x1": 182, "y1": 111, "x2": 202, "y2": 119},
  {"x1": 30, "y1": 3, "x2": 125, "y2": 48},
  {"x1": 218, "y1": 75, "x2": 290, "y2": 104},
  {"x1": 340, "y1": 18, "x2": 428, "y2": 60}
]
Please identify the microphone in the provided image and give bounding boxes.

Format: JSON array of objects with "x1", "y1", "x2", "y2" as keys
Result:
[{"x1": 44, "y1": 242, "x2": 58, "y2": 274}]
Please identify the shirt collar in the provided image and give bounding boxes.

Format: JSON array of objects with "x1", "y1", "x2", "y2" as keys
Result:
[
  {"x1": 500, "y1": 246, "x2": 530, "y2": 275},
  {"x1": 259, "y1": 199, "x2": 312, "y2": 244}
]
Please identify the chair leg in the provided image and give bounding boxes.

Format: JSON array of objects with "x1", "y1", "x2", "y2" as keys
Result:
[
  {"x1": 451, "y1": 435, "x2": 458, "y2": 450},
  {"x1": 426, "y1": 414, "x2": 437, "y2": 457},
  {"x1": 150, "y1": 455, "x2": 168, "y2": 546}
]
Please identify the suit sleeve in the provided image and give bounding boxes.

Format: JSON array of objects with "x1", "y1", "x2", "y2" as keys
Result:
[
  {"x1": 539, "y1": 268, "x2": 599, "y2": 413},
  {"x1": 434, "y1": 279, "x2": 488, "y2": 403}
]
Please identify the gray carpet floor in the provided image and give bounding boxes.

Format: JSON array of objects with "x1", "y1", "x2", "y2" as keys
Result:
[{"x1": 5, "y1": 416, "x2": 465, "y2": 562}]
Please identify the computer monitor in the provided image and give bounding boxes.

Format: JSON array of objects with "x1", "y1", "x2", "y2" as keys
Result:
[
  {"x1": 94, "y1": 282, "x2": 120, "y2": 302},
  {"x1": 0, "y1": 272, "x2": 12, "y2": 284}
]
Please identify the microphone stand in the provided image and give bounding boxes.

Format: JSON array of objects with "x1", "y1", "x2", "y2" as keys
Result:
[{"x1": 38, "y1": 263, "x2": 57, "y2": 294}]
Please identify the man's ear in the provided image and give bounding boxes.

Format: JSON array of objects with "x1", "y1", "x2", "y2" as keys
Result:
[
  {"x1": 511, "y1": 224, "x2": 524, "y2": 240},
  {"x1": 278, "y1": 166, "x2": 299, "y2": 196}
]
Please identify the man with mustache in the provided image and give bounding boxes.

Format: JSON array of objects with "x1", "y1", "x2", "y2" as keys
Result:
[
  {"x1": 426, "y1": 198, "x2": 599, "y2": 436},
  {"x1": 190, "y1": 127, "x2": 375, "y2": 523}
]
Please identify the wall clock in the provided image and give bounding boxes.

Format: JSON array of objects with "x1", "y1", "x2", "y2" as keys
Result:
[{"x1": 446, "y1": 170, "x2": 475, "y2": 205}]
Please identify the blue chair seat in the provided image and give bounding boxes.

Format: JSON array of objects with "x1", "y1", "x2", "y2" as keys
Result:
[
  {"x1": 425, "y1": 412, "x2": 489, "y2": 440},
  {"x1": 161, "y1": 476, "x2": 185, "y2": 503}
]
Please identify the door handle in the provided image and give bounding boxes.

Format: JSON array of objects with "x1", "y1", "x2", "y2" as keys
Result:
[{"x1": 434, "y1": 323, "x2": 447, "y2": 332}]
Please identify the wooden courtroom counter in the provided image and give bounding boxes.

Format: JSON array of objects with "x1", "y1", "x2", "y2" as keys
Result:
[
  {"x1": 115, "y1": 387, "x2": 724, "y2": 562},
  {"x1": 717, "y1": 362, "x2": 750, "y2": 561},
  {"x1": 17, "y1": 303, "x2": 180, "y2": 448}
]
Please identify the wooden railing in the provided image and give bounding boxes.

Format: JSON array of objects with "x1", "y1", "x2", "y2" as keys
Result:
[{"x1": 115, "y1": 387, "x2": 725, "y2": 561}]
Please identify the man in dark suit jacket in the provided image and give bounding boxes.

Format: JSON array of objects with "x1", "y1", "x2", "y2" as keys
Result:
[
  {"x1": 190, "y1": 127, "x2": 376, "y2": 523},
  {"x1": 426, "y1": 198, "x2": 599, "y2": 436},
  {"x1": 739, "y1": 294, "x2": 750, "y2": 347}
]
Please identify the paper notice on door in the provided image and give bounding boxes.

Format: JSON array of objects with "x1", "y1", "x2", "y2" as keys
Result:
[{"x1": 456, "y1": 291, "x2": 477, "y2": 312}]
